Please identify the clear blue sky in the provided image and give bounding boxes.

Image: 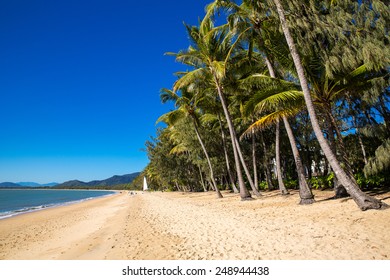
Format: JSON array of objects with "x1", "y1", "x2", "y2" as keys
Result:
[{"x1": 0, "y1": 0, "x2": 211, "y2": 183}]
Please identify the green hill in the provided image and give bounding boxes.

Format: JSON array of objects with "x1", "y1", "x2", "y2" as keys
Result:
[{"x1": 55, "y1": 172, "x2": 140, "y2": 189}]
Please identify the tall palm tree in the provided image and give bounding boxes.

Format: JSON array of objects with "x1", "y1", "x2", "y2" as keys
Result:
[
  {"x1": 260, "y1": 130, "x2": 275, "y2": 190},
  {"x1": 275, "y1": 0, "x2": 389, "y2": 197},
  {"x1": 274, "y1": 119, "x2": 289, "y2": 195},
  {"x1": 241, "y1": 73, "x2": 315, "y2": 204},
  {"x1": 168, "y1": 17, "x2": 256, "y2": 200},
  {"x1": 296, "y1": 47, "x2": 389, "y2": 197},
  {"x1": 272, "y1": 0, "x2": 386, "y2": 210},
  {"x1": 158, "y1": 88, "x2": 223, "y2": 198},
  {"x1": 201, "y1": 110, "x2": 240, "y2": 193},
  {"x1": 212, "y1": 0, "x2": 292, "y2": 194}
]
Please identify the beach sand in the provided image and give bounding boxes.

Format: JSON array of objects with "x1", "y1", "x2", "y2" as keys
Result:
[{"x1": 1, "y1": 190, "x2": 389, "y2": 260}]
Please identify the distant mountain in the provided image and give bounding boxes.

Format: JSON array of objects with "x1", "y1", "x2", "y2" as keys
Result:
[
  {"x1": 1, "y1": 173, "x2": 140, "y2": 189},
  {"x1": 17, "y1": 182, "x2": 59, "y2": 187},
  {"x1": 0, "y1": 182, "x2": 21, "y2": 187},
  {"x1": 42, "y1": 182, "x2": 59, "y2": 187},
  {"x1": 90, "y1": 174, "x2": 140, "y2": 187},
  {"x1": 0, "y1": 182, "x2": 59, "y2": 188},
  {"x1": 16, "y1": 182, "x2": 40, "y2": 187},
  {"x1": 55, "y1": 180, "x2": 89, "y2": 188},
  {"x1": 55, "y1": 172, "x2": 140, "y2": 188}
]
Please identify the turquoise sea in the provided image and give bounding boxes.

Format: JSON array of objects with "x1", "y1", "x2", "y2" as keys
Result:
[{"x1": 0, "y1": 189, "x2": 115, "y2": 219}]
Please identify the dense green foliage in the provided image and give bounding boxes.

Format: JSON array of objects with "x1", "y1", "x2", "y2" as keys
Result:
[{"x1": 144, "y1": 0, "x2": 389, "y2": 202}]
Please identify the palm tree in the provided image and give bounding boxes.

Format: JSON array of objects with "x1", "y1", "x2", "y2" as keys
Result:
[
  {"x1": 282, "y1": 116, "x2": 315, "y2": 204},
  {"x1": 296, "y1": 48, "x2": 389, "y2": 197},
  {"x1": 158, "y1": 88, "x2": 223, "y2": 198},
  {"x1": 274, "y1": 119, "x2": 289, "y2": 194},
  {"x1": 168, "y1": 17, "x2": 257, "y2": 200},
  {"x1": 241, "y1": 73, "x2": 314, "y2": 204},
  {"x1": 272, "y1": 0, "x2": 386, "y2": 210},
  {"x1": 260, "y1": 130, "x2": 275, "y2": 190},
  {"x1": 201, "y1": 110, "x2": 240, "y2": 193},
  {"x1": 212, "y1": 0, "x2": 292, "y2": 194},
  {"x1": 218, "y1": 115, "x2": 240, "y2": 193},
  {"x1": 275, "y1": 0, "x2": 389, "y2": 197}
]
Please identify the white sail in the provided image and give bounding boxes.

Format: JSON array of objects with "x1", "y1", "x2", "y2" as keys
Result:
[{"x1": 143, "y1": 176, "x2": 148, "y2": 191}]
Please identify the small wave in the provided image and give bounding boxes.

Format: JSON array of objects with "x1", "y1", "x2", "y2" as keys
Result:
[
  {"x1": 0, "y1": 204, "x2": 54, "y2": 220},
  {"x1": 0, "y1": 192, "x2": 115, "y2": 220}
]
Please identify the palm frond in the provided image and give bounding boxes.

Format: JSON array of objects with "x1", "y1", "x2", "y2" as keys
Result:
[
  {"x1": 200, "y1": 113, "x2": 219, "y2": 124},
  {"x1": 227, "y1": 28, "x2": 250, "y2": 57},
  {"x1": 174, "y1": 51, "x2": 205, "y2": 68},
  {"x1": 174, "y1": 68, "x2": 207, "y2": 91},
  {"x1": 200, "y1": 4, "x2": 217, "y2": 34},
  {"x1": 255, "y1": 90, "x2": 305, "y2": 112},
  {"x1": 156, "y1": 110, "x2": 186, "y2": 126},
  {"x1": 243, "y1": 89, "x2": 305, "y2": 116},
  {"x1": 160, "y1": 88, "x2": 178, "y2": 104},
  {"x1": 347, "y1": 64, "x2": 368, "y2": 78},
  {"x1": 211, "y1": 60, "x2": 226, "y2": 79},
  {"x1": 170, "y1": 143, "x2": 190, "y2": 155},
  {"x1": 242, "y1": 107, "x2": 302, "y2": 138},
  {"x1": 241, "y1": 73, "x2": 299, "y2": 90},
  {"x1": 215, "y1": 0, "x2": 240, "y2": 14}
]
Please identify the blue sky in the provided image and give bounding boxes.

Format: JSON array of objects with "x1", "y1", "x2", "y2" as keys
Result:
[{"x1": 0, "y1": 0, "x2": 211, "y2": 183}]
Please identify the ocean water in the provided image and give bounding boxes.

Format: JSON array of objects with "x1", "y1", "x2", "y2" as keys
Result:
[{"x1": 0, "y1": 189, "x2": 115, "y2": 219}]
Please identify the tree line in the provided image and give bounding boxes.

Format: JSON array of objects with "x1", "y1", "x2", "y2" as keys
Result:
[{"x1": 142, "y1": 0, "x2": 389, "y2": 211}]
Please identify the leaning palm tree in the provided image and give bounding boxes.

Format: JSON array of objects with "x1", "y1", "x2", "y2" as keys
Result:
[
  {"x1": 212, "y1": 0, "x2": 292, "y2": 194},
  {"x1": 200, "y1": 108, "x2": 240, "y2": 193},
  {"x1": 241, "y1": 74, "x2": 315, "y2": 204},
  {"x1": 273, "y1": 0, "x2": 389, "y2": 198},
  {"x1": 271, "y1": 0, "x2": 386, "y2": 210},
  {"x1": 158, "y1": 88, "x2": 223, "y2": 198},
  {"x1": 167, "y1": 17, "x2": 257, "y2": 200}
]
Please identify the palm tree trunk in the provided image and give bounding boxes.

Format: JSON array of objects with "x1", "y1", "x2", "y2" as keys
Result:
[
  {"x1": 327, "y1": 108, "x2": 356, "y2": 178},
  {"x1": 218, "y1": 115, "x2": 239, "y2": 193},
  {"x1": 193, "y1": 121, "x2": 223, "y2": 198},
  {"x1": 175, "y1": 181, "x2": 184, "y2": 192},
  {"x1": 323, "y1": 110, "x2": 349, "y2": 198},
  {"x1": 265, "y1": 51, "x2": 314, "y2": 203},
  {"x1": 265, "y1": 56, "x2": 276, "y2": 77},
  {"x1": 358, "y1": 133, "x2": 368, "y2": 165},
  {"x1": 283, "y1": 116, "x2": 315, "y2": 204},
  {"x1": 276, "y1": 119, "x2": 289, "y2": 195},
  {"x1": 252, "y1": 128, "x2": 259, "y2": 191},
  {"x1": 347, "y1": 95, "x2": 368, "y2": 165},
  {"x1": 208, "y1": 180, "x2": 215, "y2": 191},
  {"x1": 214, "y1": 77, "x2": 252, "y2": 200},
  {"x1": 305, "y1": 150, "x2": 312, "y2": 179},
  {"x1": 234, "y1": 136, "x2": 261, "y2": 196},
  {"x1": 261, "y1": 131, "x2": 274, "y2": 190},
  {"x1": 273, "y1": 0, "x2": 386, "y2": 210},
  {"x1": 198, "y1": 165, "x2": 208, "y2": 192}
]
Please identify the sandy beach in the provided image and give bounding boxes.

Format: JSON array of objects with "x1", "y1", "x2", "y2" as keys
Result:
[{"x1": 1, "y1": 190, "x2": 389, "y2": 260}]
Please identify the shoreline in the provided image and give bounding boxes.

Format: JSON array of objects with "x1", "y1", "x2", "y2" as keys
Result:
[
  {"x1": 1, "y1": 190, "x2": 389, "y2": 260},
  {"x1": 0, "y1": 189, "x2": 118, "y2": 220},
  {"x1": 0, "y1": 192, "x2": 127, "y2": 260}
]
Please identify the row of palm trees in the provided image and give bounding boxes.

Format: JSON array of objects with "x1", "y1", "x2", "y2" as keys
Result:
[{"x1": 143, "y1": 0, "x2": 389, "y2": 211}]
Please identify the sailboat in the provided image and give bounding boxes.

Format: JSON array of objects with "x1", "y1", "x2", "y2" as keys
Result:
[{"x1": 143, "y1": 176, "x2": 148, "y2": 191}]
